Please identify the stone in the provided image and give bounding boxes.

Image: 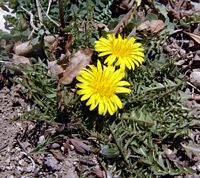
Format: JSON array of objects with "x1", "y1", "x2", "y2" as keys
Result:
[
  {"x1": 38, "y1": 135, "x2": 45, "y2": 145},
  {"x1": 50, "y1": 143, "x2": 60, "y2": 149},
  {"x1": 190, "y1": 71, "x2": 200, "y2": 88},
  {"x1": 43, "y1": 154, "x2": 59, "y2": 171}
]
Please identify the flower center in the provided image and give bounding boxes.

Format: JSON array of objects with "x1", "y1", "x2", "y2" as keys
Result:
[{"x1": 92, "y1": 75, "x2": 116, "y2": 97}]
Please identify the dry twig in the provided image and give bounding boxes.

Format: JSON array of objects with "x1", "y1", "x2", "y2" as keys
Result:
[
  {"x1": 58, "y1": 0, "x2": 65, "y2": 29},
  {"x1": 35, "y1": 0, "x2": 43, "y2": 24},
  {"x1": 47, "y1": 0, "x2": 53, "y2": 14},
  {"x1": 44, "y1": 11, "x2": 60, "y2": 27},
  {"x1": 187, "y1": 81, "x2": 200, "y2": 93},
  {"x1": 21, "y1": 6, "x2": 38, "y2": 31}
]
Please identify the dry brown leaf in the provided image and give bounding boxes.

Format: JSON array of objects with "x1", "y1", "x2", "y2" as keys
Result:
[
  {"x1": 80, "y1": 159, "x2": 96, "y2": 166},
  {"x1": 92, "y1": 21, "x2": 109, "y2": 32},
  {"x1": 90, "y1": 166, "x2": 106, "y2": 178},
  {"x1": 50, "y1": 33, "x2": 73, "y2": 60},
  {"x1": 59, "y1": 48, "x2": 92, "y2": 85},
  {"x1": 3, "y1": 54, "x2": 30, "y2": 75},
  {"x1": 66, "y1": 120, "x2": 81, "y2": 131},
  {"x1": 0, "y1": 39, "x2": 15, "y2": 53},
  {"x1": 44, "y1": 35, "x2": 58, "y2": 45},
  {"x1": 12, "y1": 54, "x2": 30, "y2": 65},
  {"x1": 64, "y1": 34, "x2": 73, "y2": 52},
  {"x1": 117, "y1": 0, "x2": 134, "y2": 10},
  {"x1": 183, "y1": 31, "x2": 200, "y2": 44},
  {"x1": 113, "y1": 6, "x2": 136, "y2": 34},
  {"x1": 63, "y1": 142, "x2": 70, "y2": 154},
  {"x1": 48, "y1": 60, "x2": 64, "y2": 77},
  {"x1": 13, "y1": 41, "x2": 33, "y2": 56},
  {"x1": 69, "y1": 138, "x2": 91, "y2": 154},
  {"x1": 137, "y1": 20, "x2": 165, "y2": 33},
  {"x1": 50, "y1": 149, "x2": 65, "y2": 161}
]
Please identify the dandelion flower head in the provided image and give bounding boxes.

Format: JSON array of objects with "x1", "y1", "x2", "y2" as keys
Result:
[
  {"x1": 95, "y1": 34, "x2": 144, "y2": 71},
  {"x1": 76, "y1": 61, "x2": 131, "y2": 115}
]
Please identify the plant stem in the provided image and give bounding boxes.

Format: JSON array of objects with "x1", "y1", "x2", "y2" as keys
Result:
[{"x1": 58, "y1": 0, "x2": 65, "y2": 30}]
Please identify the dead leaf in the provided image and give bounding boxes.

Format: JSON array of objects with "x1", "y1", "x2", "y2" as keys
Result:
[
  {"x1": 12, "y1": 54, "x2": 30, "y2": 65},
  {"x1": 63, "y1": 142, "x2": 70, "y2": 154},
  {"x1": 183, "y1": 31, "x2": 200, "y2": 44},
  {"x1": 3, "y1": 54, "x2": 30, "y2": 75},
  {"x1": 65, "y1": 34, "x2": 73, "y2": 52},
  {"x1": 181, "y1": 141, "x2": 200, "y2": 159},
  {"x1": 166, "y1": 0, "x2": 193, "y2": 20},
  {"x1": 80, "y1": 159, "x2": 96, "y2": 166},
  {"x1": 0, "y1": 39, "x2": 15, "y2": 53},
  {"x1": 92, "y1": 21, "x2": 109, "y2": 32},
  {"x1": 50, "y1": 33, "x2": 73, "y2": 60},
  {"x1": 69, "y1": 138, "x2": 91, "y2": 154},
  {"x1": 44, "y1": 127, "x2": 57, "y2": 136},
  {"x1": 117, "y1": 0, "x2": 134, "y2": 10},
  {"x1": 44, "y1": 35, "x2": 58, "y2": 45},
  {"x1": 13, "y1": 41, "x2": 33, "y2": 56},
  {"x1": 48, "y1": 60, "x2": 64, "y2": 77},
  {"x1": 90, "y1": 166, "x2": 106, "y2": 178},
  {"x1": 113, "y1": 6, "x2": 136, "y2": 34},
  {"x1": 66, "y1": 120, "x2": 81, "y2": 131},
  {"x1": 50, "y1": 149, "x2": 65, "y2": 161},
  {"x1": 59, "y1": 49, "x2": 92, "y2": 85},
  {"x1": 137, "y1": 20, "x2": 165, "y2": 33},
  {"x1": 192, "y1": 94, "x2": 200, "y2": 101}
]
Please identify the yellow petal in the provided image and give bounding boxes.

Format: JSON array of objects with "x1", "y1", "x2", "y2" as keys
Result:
[
  {"x1": 104, "y1": 55, "x2": 116, "y2": 65},
  {"x1": 102, "y1": 96, "x2": 108, "y2": 115},
  {"x1": 77, "y1": 89, "x2": 92, "y2": 95},
  {"x1": 76, "y1": 76, "x2": 91, "y2": 83},
  {"x1": 81, "y1": 91, "x2": 93, "y2": 101},
  {"x1": 112, "y1": 95, "x2": 123, "y2": 109},
  {"x1": 98, "y1": 97, "x2": 105, "y2": 115},
  {"x1": 132, "y1": 43, "x2": 142, "y2": 48},
  {"x1": 132, "y1": 51, "x2": 144, "y2": 57},
  {"x1": 116, "y1": 87, "x2": 131, "y2": 93},
  {"x1": 98, "y1": 51, "x2": 112, "y2": 57},
  {"x1": 125, "y1": 58, "x2": 132, "y2": 70},
  {"x1": 86, "y1": 93, "x2": 96, "y2": 103},
  {"x1": 89, "y1": 98, "x2": 99, "y2": 110},
  {"x1": 97, "y1": 60, "x2": 102, "y2": 72},
  {"x1": 107, "y1": 100, "x2": 115, "y2": 115},
  {"x1": 117, "y1": 81, "x2": 130, "y2": 86}
]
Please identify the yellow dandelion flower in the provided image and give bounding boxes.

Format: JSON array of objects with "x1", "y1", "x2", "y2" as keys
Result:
[
  {"x1": 76, "y1": 61, "x2": 131, "y2": 116},
  {"x1": 95, "y1": 34, "x2": 144, "y2": 71}
]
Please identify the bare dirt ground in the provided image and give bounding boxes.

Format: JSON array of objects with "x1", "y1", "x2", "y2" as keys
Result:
[
  {"x1": 1, "y1": 1, "x2": 200, "y2": 177},
  {"x1": 0, "y1": 84, "x2": 80, "y2": 178}
]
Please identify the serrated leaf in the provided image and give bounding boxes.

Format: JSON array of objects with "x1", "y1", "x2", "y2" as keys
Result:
[{"x1": 100, "y1": 144, "x2": 120, "y2": 159}]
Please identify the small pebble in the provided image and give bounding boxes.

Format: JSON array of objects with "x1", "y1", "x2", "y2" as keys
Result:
[
  {"x1": 6, "y1": 157, "x2": 11, "y2": 164},
  {"x1": 190, "y1": 71, "x2": 200, "y2": 88},
  {"x1": 43, "y1": 154, "x2": 59, "y2": 171},
  {"x1": 8, "y1": 176, "x2": 15, "y2": 178},
  {"x1": 7, "y1": 146, "x2": 11, "y2": 152},
  {"x1": 38, "y1": 135, "x2": 45, "y2": 145},
  {"x1": 17, "y1": 165, "x2": 23, "y2": 172},
  {"x1": 197, "y1": 164, "x2": 200, "y2": 172},
  {"x1": 51, "y1": 143, "x2": 60, "y2": 149},
  {"x1": 18, "y1": 159, "x2": 25, "y2": 166},
  {"x1": 26, "y1": 165, "x2": 33, "y2": 173},
  {"x1": 61, "y1": 146, "x2": 65, "y2": 152}
]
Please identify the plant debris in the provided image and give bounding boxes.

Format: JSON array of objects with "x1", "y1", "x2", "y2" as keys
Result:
[{"x1": 1, "y1": 0, "x2": 200, "y2": 177}]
